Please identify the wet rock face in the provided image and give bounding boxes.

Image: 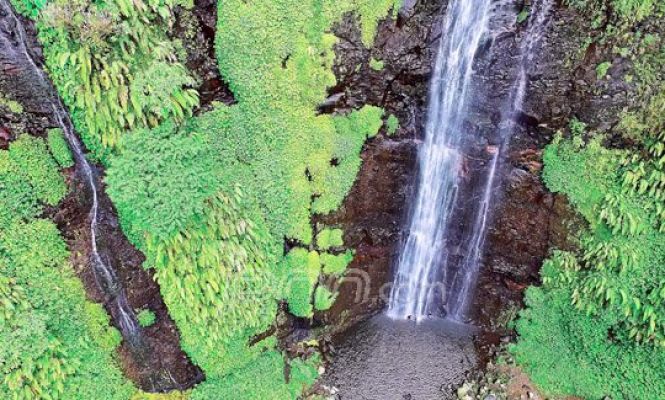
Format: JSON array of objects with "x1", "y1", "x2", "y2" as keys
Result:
[
  {"x1": 315, "y1": 0, "x2": 446, "y2": 331},
  {"x1": 322, "y1": 1, "x2": 633, "y2": 331}
]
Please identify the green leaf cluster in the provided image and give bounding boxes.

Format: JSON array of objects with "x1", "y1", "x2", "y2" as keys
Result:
[
  {"x1": 0, "y1": 219, "x2": 132, "y2": 399},
  {"x1": 0, "y1": 134, "x2": 67, "y2": 226},
  {"x1": 32, "y1": 0, "x2": 198, "y2": 160},
  {"x1": 512, "y1": 286, "x2": 665, "y2": 399},
  {"x1": 136, "y1": 309, "x2": 156, "y2": 328},
  {"x1": 47, "y1": 128, "x2": 74, "y2": 168}
]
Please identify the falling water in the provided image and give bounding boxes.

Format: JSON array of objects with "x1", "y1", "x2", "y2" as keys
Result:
[
  {"x1": 0, "y1": 0, "x2": 142, "y2": 345},
  {"x1": 388, "y1": 0, "x2": 554, "y2": 321},
  {"x1": 446, "y1": 0, "x2": 554, "y2": 319},
  {"x1": 387, "y1": 0, "x2": 494, "y2": 321}
]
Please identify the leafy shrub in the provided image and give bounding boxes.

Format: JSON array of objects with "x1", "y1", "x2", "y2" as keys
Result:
[
  {"x1": 0, "y1": 220, "x2": 133, "y2": 400},
  {"x1": 190, "y1": 350, "x2": 319, "y2": 400},
  {"x1": 47, "y1": 128, "x2": 74, "y2": 168},
  {"x1": 137, "y1": 309, "x2": 156, "y2": 327},
  {"x1": 33, "y1": 0, "x2": 198, "y2": 160},
  {"x1": 146, "y1": 191, "x2": 280, "y2": 377},
  {"x1": 106, "y1": 120, "x2": 221, "y2": 247},
  {"x1": 0, "y1": 134, "x2": 67, "y2": 226},
  {"x1": 369, "y1": 58, "x2": 384, "y2": 70},
  {"x1": 513, "y1": 286, "x2": 665, "y2": 399}
]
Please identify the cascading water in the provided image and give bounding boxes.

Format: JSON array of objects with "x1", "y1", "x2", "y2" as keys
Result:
[
  {"x1": 387, "y1": 0, "x2": 494, "y2": 321},
  {"x1": 0, "y1": 0, "x2": 142, "y2": 345},
  {"x1": 446, "y1": 0, "x2": 554, "y2": 319},
  {"x1": 388, "y1": 0, "x2": 554, "y2": 322}
]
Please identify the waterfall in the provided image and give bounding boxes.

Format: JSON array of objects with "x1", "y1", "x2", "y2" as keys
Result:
[
  {"x1": 388, "y1": 0, "x2": 553, "y2": 322},
  {"x1": 0, "y1": 0, "x2": 143, "y2": 345}
]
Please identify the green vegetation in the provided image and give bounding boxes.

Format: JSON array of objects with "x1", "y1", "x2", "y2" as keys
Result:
[
  {"x1": 369, "y1": 57, "x2": 385, "y2": 71},
  {"x1": 0, "y1": 93, "x2": 23, "y2": 113},
  {"x1": 0, "y1": 134, "x2": 67, "y2": 226},
  {"x1": 513, "y1": 3, "x2": 665, "y2": 398},
  {"x1": 316, "y1": 228, "x2": 344, "y2": 250},
  {"x1": 47, "y1": 128, "x2": 74, "y2": 168},
  {"x1": 0, "y1": 135, "x2": 133, "y2": 399},
  {"x1": 137, "y1": 309, "x2": 156, "y2": 328},
  {"x1": 101, "y1": 0, "x2": 400, "y2": 397},
  {"x1": 595, "y1": 61, "x2": 612, "y2": 79},
  {"x1": 517, "y1": 7, "x2": 530, "y2": 24},
  {"x1": 386, "y1": 114, "x2": 399, "y2": 135},
  {"x1": 26, "y1": 0, "x2": 198, "y2": 161}
]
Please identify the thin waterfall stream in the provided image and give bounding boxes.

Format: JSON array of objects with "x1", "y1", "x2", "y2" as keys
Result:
[
  {"x1": 0, "y1": 0, "x2": 143, "y2": 348},
  {"x1": 0, "y1": 1, "x2": 193, "y2": 390}
]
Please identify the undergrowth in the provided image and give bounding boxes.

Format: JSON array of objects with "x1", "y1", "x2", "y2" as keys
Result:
[
  {"x1": 0, "y1": 132, "x2": 132, "y2": 399},
  {"x1": 513, "y1": 3, "x2": 665, "y2": 398}
]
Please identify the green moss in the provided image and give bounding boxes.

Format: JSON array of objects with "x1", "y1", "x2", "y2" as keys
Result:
[
  {"x1": 0, "y1": 93, "x2": 24, "y2": 113},
  {"x1": 321, "y1": 250, "x2": 354, "y2": 276},
  {"x1": 517, "y1": 8, "x2": 530, "y2": 24},
  {"x1": 137, "y1": 309, "x2": 156, "y2": 327},
  {"x1": 596, "y1": 61, "x2": 612, "y2": 79},
  {"x1": 316, "y1": 228, "x2": 344, "y2": 250},
  {"x1": 47, "y1": 128, "x2": 74, "y2": 168},
  {"x1": 386, "y1": 113, "x2": 399, "y2": 135},
  {"x1": 369, "y1": 57, "x2": 384, "y2": 70},
  {"x1": 283, "y1": 249, "x2": 321, "y2": 318}
]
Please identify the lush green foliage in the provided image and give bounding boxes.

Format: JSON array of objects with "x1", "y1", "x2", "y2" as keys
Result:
[
  {"x1": 190, "y1": 351, "x2": 320, "y2": 400},
  {"x1": 47, "y1": 128, "x2": 74, "y2": 168},
  {"x1": 0, "y1": 134, "x2": 67, "y2": 226},
  {"x1": 106, "y1": 120, "x2": 222, "y2": 246},
  {"x1": 102, "y1": 0, "x2": 399, "y2": 397},
  {"x1": 146, "y1": 191, "x2": 280, "y2": 377},
  {"x1": 316, "y1": 228, "x2": 344, "y2": 250},
  {"x1": 30, "y1": 0, "x2": 197, "y2": 161},
  {"x1": 512, "y1": 286, "x2": 665, "y2": 399},
  {"x1": 514, "y1": 5, "x2": 665, "y2": 396},
  {"x1": 0, "y1": 137, "x2": 132, "y2": 399},
  {"x1": 566, "y1": 0, "x2": 664, "y2": 23}
]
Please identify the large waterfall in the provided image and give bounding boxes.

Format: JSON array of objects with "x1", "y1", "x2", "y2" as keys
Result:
[{"x1": 388, "y1": 0, "x2": 553, "y2": 321}]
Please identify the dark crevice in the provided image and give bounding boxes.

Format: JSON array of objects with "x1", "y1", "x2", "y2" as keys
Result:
[{"x1": 173, "y1": 0, "x2": 236, "y2": 109}]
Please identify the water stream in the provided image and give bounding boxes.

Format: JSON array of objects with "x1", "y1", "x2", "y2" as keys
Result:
[
  {"x1": 445, "y1": 0, "x2": 555, "y2": 320},
  {"x1": 388, "y1": 0, "x2": 554, "y2": 322},
  {"x1": 0, "y1": 0, "x2": 143, "y2": 348}
]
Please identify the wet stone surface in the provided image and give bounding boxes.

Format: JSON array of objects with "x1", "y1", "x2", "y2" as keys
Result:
[{"x1": 322, "y1": 314, "x2": 477, "y2": 400}]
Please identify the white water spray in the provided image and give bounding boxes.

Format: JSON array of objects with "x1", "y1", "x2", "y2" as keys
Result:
[{"x1": 387, "y1": 0, "x2": 494, "y2": 320}]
